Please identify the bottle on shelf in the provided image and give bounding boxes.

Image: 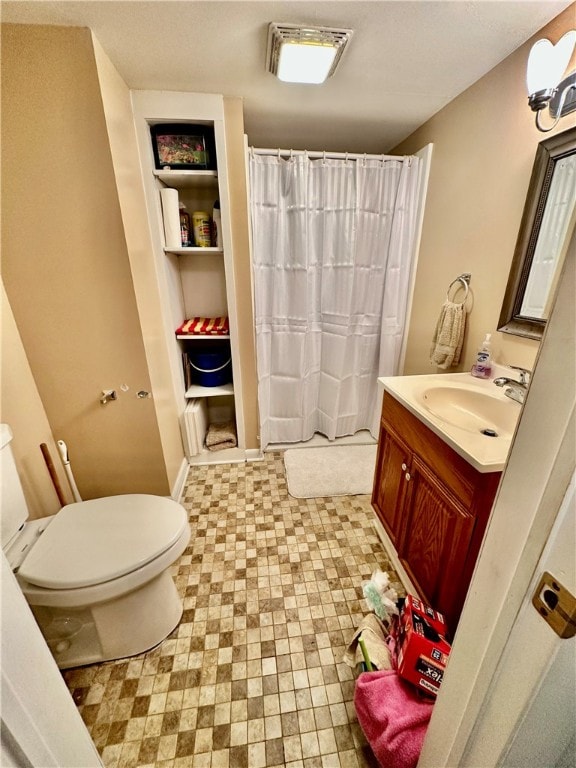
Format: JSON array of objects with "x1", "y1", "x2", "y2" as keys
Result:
[
  {"x1": 212, "y1": 200, "x2": 222, "y2": 248},
  {"x1": 179, "y1": 202, "x2": 192, "y2": 247},
  {"x1": 192, "y1": 211, "x2": 212, "y2": 247}
]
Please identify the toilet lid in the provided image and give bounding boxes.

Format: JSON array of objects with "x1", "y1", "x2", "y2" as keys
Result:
[{"x1": 18, "y1": 495, "x2": 189, "y2": 590}]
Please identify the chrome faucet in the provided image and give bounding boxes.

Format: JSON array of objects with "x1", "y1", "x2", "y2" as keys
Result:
[{"x1": 493, "y1": 366, "x2": 531, "y2": 404}]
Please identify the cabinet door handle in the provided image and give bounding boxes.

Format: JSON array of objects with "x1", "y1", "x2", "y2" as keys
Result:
[
  {"x1": 405, "y1": 472, "x2": 411, "y2": 481},
  {"x1": 401, "y1": 463, "x2": 408, "y2": 471}
]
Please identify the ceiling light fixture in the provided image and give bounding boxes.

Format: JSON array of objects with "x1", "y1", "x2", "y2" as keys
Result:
[
  {"x1": 267, "y1": 23, "x2": 353, "y2": 85},
  {"x1": 526, "y1": 30, "x2": 576, "y2": 132}
]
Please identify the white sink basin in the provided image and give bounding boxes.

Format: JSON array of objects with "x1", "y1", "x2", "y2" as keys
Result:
[
  {"x1": 378, "y1": 371, "x2": 524, "y2": 472},
  {"x1": 417, "y1": 385, "x2": 519, "y2": 437}
]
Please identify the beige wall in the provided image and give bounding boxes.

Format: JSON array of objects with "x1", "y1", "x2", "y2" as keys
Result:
[
  {"x1": 224, "y1": 98, "x2": 259, "y2": 449},
  {"x1": 1, "y1": 282, "x2": 74, "y2": 518},
  {"x1": 1, "y1": 24, "x2": 169, "y2": 498},
  {"x1": 395, "y1": 5, "x2": 575, "y2": 375},
  {"x1": 92, "y1": 34, "x2": 186, "y2": 485}
]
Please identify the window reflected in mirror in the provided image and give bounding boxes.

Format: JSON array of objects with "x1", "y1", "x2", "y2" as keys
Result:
[{"x1": 499, "y1": 127, "x2": 576, "y2": 339}]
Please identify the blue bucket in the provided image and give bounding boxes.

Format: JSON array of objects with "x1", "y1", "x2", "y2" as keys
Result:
[{"x1": 189, "y1": 346, "x2": 232, "y2": 387}]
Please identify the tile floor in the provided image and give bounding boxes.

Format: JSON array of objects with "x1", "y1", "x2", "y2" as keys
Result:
[{"x1": 63, "y1": 451, "x2": 402, "y2": 768}]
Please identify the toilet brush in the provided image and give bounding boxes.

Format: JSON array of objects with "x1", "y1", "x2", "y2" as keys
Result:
[{"x1": 56, "y1": 439, "x2": 83, "y2": 503}]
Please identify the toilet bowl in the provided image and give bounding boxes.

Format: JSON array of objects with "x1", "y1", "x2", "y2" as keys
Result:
[{"x1": 1, "y1": 425, "x2": 191, "y2": 669}]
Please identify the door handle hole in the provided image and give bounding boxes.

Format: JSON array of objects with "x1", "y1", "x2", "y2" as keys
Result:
[{"x1": 542, "y1": 588, "x2": 559, "y2": 611}]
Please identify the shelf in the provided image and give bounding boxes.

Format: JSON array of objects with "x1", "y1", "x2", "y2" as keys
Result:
[
  {"x1": 187, "y1": 446, "x2": 246, "y2": 466},
  {"x1": 154, "y1": 169, "x2": 218, "y2": 188},
  {"x1": 177, "y1": 334, "x2": 230, "y2": 340},
  {"x1": 164, "y1": 246, "x2": 223, "y2": 255},
  {"x1": 185, "y1": 382, "x2": 234, "y2": 398}
]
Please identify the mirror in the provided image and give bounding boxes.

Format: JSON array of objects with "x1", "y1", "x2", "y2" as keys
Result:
[{"x1": 499, "y1": 127, "x2": 576, "y2": 340}]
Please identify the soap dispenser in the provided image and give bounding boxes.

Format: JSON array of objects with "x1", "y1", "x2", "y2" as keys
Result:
[{"x1": 471, "y1": 333, "x2": 492, "y2": 379}]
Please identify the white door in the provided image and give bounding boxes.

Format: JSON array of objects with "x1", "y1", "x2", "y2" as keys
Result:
[
  {"x1": 463, "y1": 473, "x2": 576, "y2": 767},
  {"x1": 419, "y1": 196, "x2": 576, "y2": 768},
  {"x1": 1, "y1": 553, "x2": 103, "y2": 767}
]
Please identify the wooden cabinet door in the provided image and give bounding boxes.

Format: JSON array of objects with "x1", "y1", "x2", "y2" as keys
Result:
[
  {"x1": 372, "y1": 423, "x2": 410, "y2": 545},
  {"x1": 399, "y1": 455, "x2": 475, "y2": 631}
]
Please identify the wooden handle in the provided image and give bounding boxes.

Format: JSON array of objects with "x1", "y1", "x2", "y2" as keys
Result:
[{"x1": 40, "y1": 443, "x2": 67, "y2": 507}]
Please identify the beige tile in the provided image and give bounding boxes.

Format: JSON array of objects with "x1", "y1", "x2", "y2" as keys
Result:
[
  {"x1": 191, "y1": 752, "x2": 211, "y2": 768},
  {"x1": 157, "y1": 734, "x2": 177, "y2": 761},
  {"x1": 261, "y1": 656, "x2": 277, "y2": 676},
  {"x1": 146, "y1": 692, "x2": 167, "y2": 715},
  {"x1": 265, "y1": 713, "x2": 282, "y2": 740},
  {"x1": 297, "y1": 708, "x2": 316, "y2": 733},
  {"x1": 229, "y1": 720, "x2": 248, "y2": 746},
  {"x1": 63, "y1": 452, "x2": 401, "y2": 768},
  {"x1": 118, "y1": 740, "x2": 140, "y2": 768},
  {"x1": 284, "y1": 734, "x2": 304, "y2": 762},
  {"x1": 247, "y1": 717, "x2": 265, "y2": 743},
  {"x1": 247, "y1": 741, "x2": 267, "y2": 768},
  {"x1": 230, "y1": 699, "x2": 248, "y2": 722},
  {"x1": 301, "y1": 730, "x2": 321, "y2": 758},
  {"x1": 263, "y1": 693, "x2": 280, "y2": 716},
  {"x1": 213, "y1": 701, "x2": 231, "y2": 726},
  {"x1": 211, "y1": 748, "x2": 230, "y2": 768},
  {"x1": 293, "y1": 669, "x2": 310, "y2": 689},
  {"x1": 318, "y1": 727, "x2": 338, "y2": 755},
  {"x1": 279, "y1": 689, "x2": 297, "y2": 713},
  {"x1": 124, "y1": 716, "x2": 146, "y2": 742}
]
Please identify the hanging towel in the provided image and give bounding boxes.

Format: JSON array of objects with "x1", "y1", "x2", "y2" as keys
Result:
[
  {"x1": 205, "y1": 421, "x2": 237, "y2": 451},
  {"x1": 430, "y1": 300, "x2": 465, "y2": 369},
  {"x1": 354, "y1": 670, "x2": 434, "y2": 768}
]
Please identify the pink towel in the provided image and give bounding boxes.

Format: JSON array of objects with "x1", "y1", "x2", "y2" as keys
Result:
[{"x1": 354, "y1": 670, "x2": 434, "y2": 768}]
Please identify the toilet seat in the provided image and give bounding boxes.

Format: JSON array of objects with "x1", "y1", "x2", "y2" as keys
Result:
[{"x1": 18, "y1": 495, "x2": 189, "y2": 590}]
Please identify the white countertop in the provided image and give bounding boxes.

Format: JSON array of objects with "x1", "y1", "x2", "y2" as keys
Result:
[{"x1": 378, "y1": 369, "x2": 523, "y2": 473}]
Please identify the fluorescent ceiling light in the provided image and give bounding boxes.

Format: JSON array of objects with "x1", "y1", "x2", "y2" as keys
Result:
[
  {"x1": 267, "y1": 23, "x2": 353, "y2": 84},
  {"x1": 278, "y1": 42, "x2": 337, "y2": 84}
]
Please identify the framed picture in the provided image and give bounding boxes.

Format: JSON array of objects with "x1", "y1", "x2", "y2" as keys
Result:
[{"x1": 150, "y1": 123, "x2": 216, "y2": 170}]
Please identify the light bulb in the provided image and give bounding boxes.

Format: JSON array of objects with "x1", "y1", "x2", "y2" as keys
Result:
[{"x1": 526, "y1": 30, "x2": 576, "y2": 95}]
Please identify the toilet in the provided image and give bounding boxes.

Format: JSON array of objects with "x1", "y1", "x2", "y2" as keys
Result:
[{"x1": 1, "y1": 424, "x2": 191, "y2": 669}]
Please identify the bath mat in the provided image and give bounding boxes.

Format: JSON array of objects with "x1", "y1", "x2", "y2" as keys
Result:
[{"x1": 284, "y1": 444, "x2": 377, "y2": 498}]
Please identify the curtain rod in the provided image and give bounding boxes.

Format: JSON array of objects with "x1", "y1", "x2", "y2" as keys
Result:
[{"x1": 250, "y1": 147, "x2": 402, "y2": 162}]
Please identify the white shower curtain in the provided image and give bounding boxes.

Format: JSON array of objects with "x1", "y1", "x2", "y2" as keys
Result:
[{"x1": 249, "y1": 152, "x2": 420, "y2": 448}]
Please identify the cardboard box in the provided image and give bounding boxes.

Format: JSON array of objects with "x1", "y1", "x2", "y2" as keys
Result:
[
  {"x1": 150, "y1": 123, "x2": 216, "y2": 170},
  {"x1": 394, "y1": 595, "x2": 451, "y2": 697}
]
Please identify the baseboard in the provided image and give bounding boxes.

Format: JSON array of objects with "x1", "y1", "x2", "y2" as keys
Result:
[
  {"x1": 179, "y1": 448, "x2": 263, "y2": 472},
  {"x1": 171, "y1": 457, "x2": 190, "y2": 502},
  {"x1": 372, "y1": 515, "x2": 418, "y2": 595},
  {"x1": 269, "y1": 430, "x2": 377, "y2": 451}
]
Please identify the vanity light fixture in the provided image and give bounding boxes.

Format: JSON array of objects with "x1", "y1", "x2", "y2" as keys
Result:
[
  {"x1": 267, "y1": 23, "x2": 353, "y2": 84},
  {"x1": 527, "y1": 29, "x2": 576, "y2": 132}
]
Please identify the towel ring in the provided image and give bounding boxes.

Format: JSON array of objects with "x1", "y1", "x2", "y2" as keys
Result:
[{"x1": 446, "y1": 276, "x2": 470, "y2": 304}]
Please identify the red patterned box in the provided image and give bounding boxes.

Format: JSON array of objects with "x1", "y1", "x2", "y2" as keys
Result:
[{"x1": 395, "y1": 595, "x2": 451, "y2": 697}]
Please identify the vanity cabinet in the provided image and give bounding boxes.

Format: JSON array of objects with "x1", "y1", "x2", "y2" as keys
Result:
[{"x1": 372, "y1": 393, "x2": 501, "y2": 632}]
